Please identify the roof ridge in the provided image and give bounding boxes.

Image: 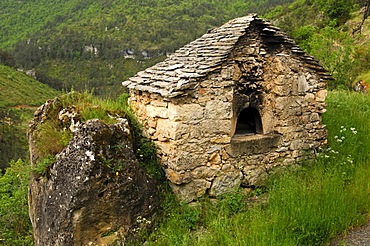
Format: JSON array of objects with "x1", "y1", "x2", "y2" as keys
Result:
[{"x1": 122, "y1": 14, "x2": 330, "y2": 98}]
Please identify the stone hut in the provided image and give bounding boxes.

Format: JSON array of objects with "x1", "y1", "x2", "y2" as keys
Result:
[{"x1": 122, "y1": 14, "x2": 330, "y2": 202}]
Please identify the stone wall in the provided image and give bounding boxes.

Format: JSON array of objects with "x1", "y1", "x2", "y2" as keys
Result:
[{"x1": 125, "y1": 15, "x2": 329, "y2": 202}]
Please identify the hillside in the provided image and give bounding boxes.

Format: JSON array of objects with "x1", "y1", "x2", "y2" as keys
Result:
[
  {"x1": 0, "y1": 65, "x2": 60, "y2": 169},
  {"x1": 0, "y1": 65, "x2": 59, "y2": 107},
  {"x1": 0, "y1": 0, "x2": 295, "y2": 95},
  {"x1": 0, "y1": 0, "x2": 295, "y2": 50}
]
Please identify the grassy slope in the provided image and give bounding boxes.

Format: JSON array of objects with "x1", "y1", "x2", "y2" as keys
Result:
[{"x1": 0, "y1": 65, "x2": 60, "y2": 107}]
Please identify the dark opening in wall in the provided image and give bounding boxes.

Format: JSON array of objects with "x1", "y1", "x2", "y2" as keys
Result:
[{"x1": 235, "y1": 107, "x2": 262, "y2": 135}]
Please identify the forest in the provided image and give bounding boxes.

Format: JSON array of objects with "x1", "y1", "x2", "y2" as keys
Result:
[{"x1": 1, "y1": 0, "x2": 370, "y2": 244}]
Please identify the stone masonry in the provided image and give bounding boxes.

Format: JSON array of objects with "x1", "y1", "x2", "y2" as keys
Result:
[{"x1": 122, "y1": 14, "x2": 331, "y2": 202}]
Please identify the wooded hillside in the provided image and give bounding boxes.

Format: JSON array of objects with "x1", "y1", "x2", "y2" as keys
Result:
[
  {"x1": 1, "y1": 0, "x2": 295, "y2": 95},
  {"x1": 1, "y1": 0, "x2": 370, "y2": 97}
]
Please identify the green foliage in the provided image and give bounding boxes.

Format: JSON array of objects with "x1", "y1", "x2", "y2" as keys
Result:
[
  {"x1": 33, "y1": 155, "x2": 56, "y2": 178},
  {"x1": 35, "y1": 119, "x2": 72, "y2": 158},
  {"x1": 33, "y1": 92, "x2": 128, "y2": 161},
  {"x1": 300, "y1": 26, "x2": 357, "y2": 88},
  {"x1": 292, "y1": 25, "x2": 318, "y2": 45},
  {"x1": 216, "y1": 190, "x2": 248, "y2": 215},
  {"x1": 135, "y1": 138, "x2": 164, "y2": 181},
  {"x1": 264, "y1": 0, "x2": 370, "y2": 89},
  {"x1": 80, "y1": 106, "x2": 117, "y2": 124},
  {"x1": 0, "y1": 107, "x2": 32, "y2": 170},
  {"x1": 179, "y1": 204, "x2": 202, "y2": 230},
  {"x1": 0, "y1": 49, "x2": 16, "y2": 68},
  {"x1": 0, "y1": 159, "x2": 33, "y2": 245},
  {"x1": 316, "y1": 0, "x2": 354, "y2": 25},
  {"x1": 263, "y1": 0, "x2": 322, "y2": 36}
]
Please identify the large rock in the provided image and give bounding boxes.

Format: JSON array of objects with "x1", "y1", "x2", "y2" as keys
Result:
[{"x1": 28, "y1": 97, "x2": 160, "y2": 246}]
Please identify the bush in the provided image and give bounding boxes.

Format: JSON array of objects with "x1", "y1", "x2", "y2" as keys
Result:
[{"x1": 0, "y1": 159, "x2": 33, "y2": 245}]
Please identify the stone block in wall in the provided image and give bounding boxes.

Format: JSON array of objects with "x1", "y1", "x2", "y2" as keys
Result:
[
  {"x1": 219, "y1": 80, "x2": 235, "y2": 87},
  {"x1": 156, "y1": 119, "x2": 180, "y2": 141},
  {"x1": 200, "y1": 80, "x2": 213, "y2": 88},
  {"x1": 213, "y1": 88, "x2": 234, "y2": 102},
  {"x1": 315, "y1": 128, "x2": 328, "y2": 140},
  {"x1": 210, "y1": 135, "x2": 232, "y2": 144},
  {"x1": 146, "y1": 105, "x2": 168, "y2": 118},
  {"x1": 290, "y1": 139, "x2": 304, "y2": 150},
  {"x1": 226, "y1": 134, "x2": 281, "y2": 157},
  {"x1": 275, "y1": 126, "x2": 290, "y2": 135},
  {"x1": 305, "y1": 93, "x2": 315, "y2": 103},
  {"x1": 209, "y1": 171, "x2": 243, "y2": 197},
  {"x1": 191, "y1": 166, "x2": 220, "y2": 180},
  {"x1": 205, "y1": 100, "x2": 233, "y2": 119},
  {"x1": 146, "y1": 118, "x2": 157, "y2": 128},
  {"x1": 241, "y1": 166, "x2": 268, "y2": 186},
  {"x1": 166, "y1": 169, "x2": 192, "y2": 185},
  {"x1": 207, "y1": 152, "x2": 222, "y2": 166},
  {"x1": 155, "y1": 119, "x2": 190, "y2": 141},
  {"x1": 275, "y1": 97, "x2": 300, "y2": 111},
  {"x1": 297, "y1": 74, "x2": 309, "y2": 93},
  {"x1": 154, "y1": 141, "x2": 174, "y2": 156},
  {"x1": 150, "y1": 100, "x2": 168, "y2": 107},
  {"x1": 170, "y1": 179, "x2": 211, "y2": 203},
  {"x1": 315, "y1": 90, "x2": 327, "y2": 102},
  {"x1": 200, "y1": 120, "x2": 232, "y2": 136},
  {"x1": 273, "y1": 85, "x2": 291, "y2": 96},
  {"x1": 168, "y1": 103, "x2": 204, "y2": 122},
  {"x1": 309, "y1": 113, "x2": 320, "y2": 122},
  {"x1": 176, "y1": 142, "x2": 205, "y2": 154},
  {"x1": 221, "y1": 66, "x2": 235, "y2": 80},
  {"x1": 171, "y1": 151, "x2": 207, "y2": 171}
]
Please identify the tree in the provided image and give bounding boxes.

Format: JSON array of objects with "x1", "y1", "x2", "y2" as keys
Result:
[
  {"x1": 0, "y1": 49, "x2": 16, "y2": 68},
  {"x1": 352, "y1": 0, "x2": 370, "y2": 34},
  {"x1": 316, "y1": 0, "x2": 354, "y2": 25},
  {"x1": 303, "y1": 26, "x2": 357, "y2": 88}
]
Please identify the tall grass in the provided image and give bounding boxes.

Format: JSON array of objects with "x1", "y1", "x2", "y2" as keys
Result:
[{"x1": 141, "y1": 91, "x2": 370, "y2": 246}]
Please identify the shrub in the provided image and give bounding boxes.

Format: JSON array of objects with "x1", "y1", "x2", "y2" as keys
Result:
[{"x1": 0, "y1": 159, "x2": 33, "y2": 245}]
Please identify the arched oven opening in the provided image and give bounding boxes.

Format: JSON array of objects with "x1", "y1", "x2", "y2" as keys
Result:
[{"x1": 234, "y1": 107, "x2": 263, "y2": 136}]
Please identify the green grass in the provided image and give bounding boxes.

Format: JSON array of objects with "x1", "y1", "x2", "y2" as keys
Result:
[
  {"x1": 0, "y1": 65, "x2": 60, "y2": 106},
  {"x1": 1, "y1": 90, "x2": 369, "y2": 246},
  {"x1": 137, "y1": 90, "x2": 370, "y2": 246}
]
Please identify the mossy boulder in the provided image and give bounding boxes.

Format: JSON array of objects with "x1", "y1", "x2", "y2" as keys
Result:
[{"x1": 28, "y1": 94, "x2": 160, "y2": 246}]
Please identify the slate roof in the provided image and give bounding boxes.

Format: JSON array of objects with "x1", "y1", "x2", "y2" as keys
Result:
[{"x1": 122, "y1": 14, "x2": 330, "y2": 98}]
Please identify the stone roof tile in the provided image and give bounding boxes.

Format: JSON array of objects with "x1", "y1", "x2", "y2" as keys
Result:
[{"x1": 123, "y1": 14, "x2": 331, "y2": 98}]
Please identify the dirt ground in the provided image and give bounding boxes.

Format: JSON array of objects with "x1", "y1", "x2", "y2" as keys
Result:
[{"x1": 330, "y1": 218, "x2": 370, "y2": 246}]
